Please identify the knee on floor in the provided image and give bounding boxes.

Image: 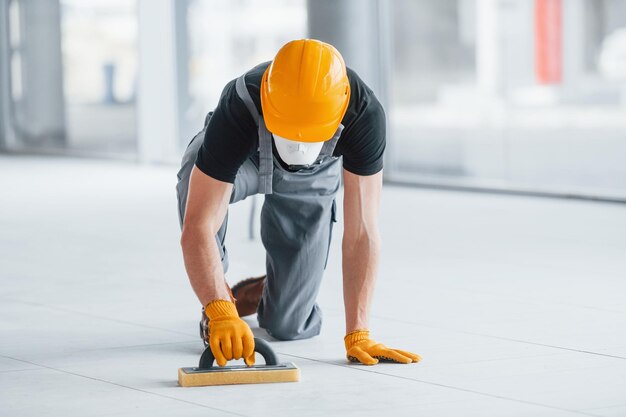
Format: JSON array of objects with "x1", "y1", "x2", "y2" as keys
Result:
[{"x1": 263, "y1": 319, "x2": 321, "y2": 341}]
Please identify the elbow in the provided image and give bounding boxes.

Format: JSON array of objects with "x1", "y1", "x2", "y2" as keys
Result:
[
  {"x1": 180, "y1": 223, "x2": 211, "y2": 249},
  {"x1": 180, "y1": 228, "x2": 194, "y2": 250}
]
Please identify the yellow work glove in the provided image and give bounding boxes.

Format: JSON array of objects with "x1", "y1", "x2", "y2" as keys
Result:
[
  {"x1": 204, "y1": 299, "x2": 255, "y2": 367},
  {"x1": 344, "y1": 329, "x2": 421, "y2": 365}
]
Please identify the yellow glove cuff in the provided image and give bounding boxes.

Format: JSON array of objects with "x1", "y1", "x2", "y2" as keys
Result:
[
  {"x1": 204, "y1": 299, "x2": 239, "y2": 320},
  {"x1": 344, "y1": 329, "x2": 370, "y2": 350}
]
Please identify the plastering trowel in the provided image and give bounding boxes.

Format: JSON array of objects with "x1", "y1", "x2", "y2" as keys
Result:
[{"x1": 178, "y1": 338, "x2": 299, "y2": 387}]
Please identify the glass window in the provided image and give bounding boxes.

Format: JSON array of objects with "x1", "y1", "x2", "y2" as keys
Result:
[
  {"x1": 182, "y1": 0, "x2": 307, "y2": 149},
  {"x1": 3, "y1": 0, "x2": 138, "y2": 157},
  {"x1": 387, "y1": 0, "x2": 626, "y2": 199},
  {"x1": 60, "y1": 0, "x2": 138, "y2": 157}
]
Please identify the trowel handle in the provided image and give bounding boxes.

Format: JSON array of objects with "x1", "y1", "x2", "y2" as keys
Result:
[{"x1": 198, "y1": 337, "x2": 279, "y2": 369}]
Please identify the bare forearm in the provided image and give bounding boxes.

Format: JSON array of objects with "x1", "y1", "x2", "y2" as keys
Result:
[
  {"x1": 341, "y1": 169, "x2": 383, "y2": 334},
  {"x1": 342, "y1": 232, "x2": 381, "y2": 333},
  {"x1": 180, "y1": 228, "x2": 230, "y2": 306}
]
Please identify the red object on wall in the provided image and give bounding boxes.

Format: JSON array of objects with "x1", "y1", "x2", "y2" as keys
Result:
[{"x1": 534, "y1": 0, "x2": 562, "y2": 84}]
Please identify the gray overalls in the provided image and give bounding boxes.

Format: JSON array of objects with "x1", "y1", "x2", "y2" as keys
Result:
[{"x1": 176, "y1": 69, "x2": 343, "y2": 340}]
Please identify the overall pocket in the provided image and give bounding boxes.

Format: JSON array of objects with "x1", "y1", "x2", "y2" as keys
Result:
[{"x1": 324, "y1": 199, "x2": 338, "y2": 270}]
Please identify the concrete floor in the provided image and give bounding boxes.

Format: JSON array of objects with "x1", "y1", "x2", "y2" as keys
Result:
[{"x1": 1, "y1": 155, "x2": 625, "y2": 417}]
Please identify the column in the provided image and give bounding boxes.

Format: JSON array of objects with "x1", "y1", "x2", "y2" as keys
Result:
[
  {"x1": 13, "y1": 0, "x2": 66, "y2": 145},
  {"x1": 306, "y1": 0, "x2": 388, "y2": 104},
  {"x1": 137, "y1": 0, "x2": 183, "y2": 163},
  {"x1": 0, "y1": 0, "x2": 9, "y2": 151}
]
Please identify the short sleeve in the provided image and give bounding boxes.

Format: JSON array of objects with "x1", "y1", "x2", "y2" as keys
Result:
[
  {"x1": 338, "y1": 98, "x2": 386, "y2": 176},
  {"x1": 194, "y1": 80, "x2": 258, "y2": 183}
]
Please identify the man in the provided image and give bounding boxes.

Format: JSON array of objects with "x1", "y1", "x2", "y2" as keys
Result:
[{"x1": 176, "y1": 39, "x2": 420, "y2": 367}]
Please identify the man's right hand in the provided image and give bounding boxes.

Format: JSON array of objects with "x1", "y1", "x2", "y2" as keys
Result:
[{"x1": 204, "y1": 300, "x2": 256, "y2": 367}]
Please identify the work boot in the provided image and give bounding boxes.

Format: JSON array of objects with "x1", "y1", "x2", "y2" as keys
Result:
[
  {"x1": 199, "y1": 282, "x2": 237, "y2": 347},
  {"x1": 231, "y1": 275, "x2": 266, "y2": 317}
]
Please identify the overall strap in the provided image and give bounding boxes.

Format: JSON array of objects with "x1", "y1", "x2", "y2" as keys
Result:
[
  {"x1": 235, "y1": 74, "x2": 273, "y2": 194},
  {"x1": 319, "y1": 123, "x2": 344, "y2": 159},
  {"x1": 256, "y1": 118, "x2": 273, "y2": 195},
  {"x1": 235, "y1": 75, "x2": 259, "y2": 125}
]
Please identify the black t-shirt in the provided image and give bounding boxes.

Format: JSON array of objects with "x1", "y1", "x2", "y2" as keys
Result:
[{"x1": 195, "y1": 62, "x2": 385, "y2": 183}]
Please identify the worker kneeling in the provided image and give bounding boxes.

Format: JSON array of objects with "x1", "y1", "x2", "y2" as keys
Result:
[{"x1": 176, "y1": 39, "x2": 421, "y2": 367}]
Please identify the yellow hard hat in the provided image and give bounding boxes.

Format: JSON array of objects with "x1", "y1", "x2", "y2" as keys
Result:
[{"x1": 261, "y1": 39, "x2": 351, "y2": 142}]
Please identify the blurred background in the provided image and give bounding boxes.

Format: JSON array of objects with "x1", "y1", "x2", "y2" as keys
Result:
[{"x1": 1, "y1": 0, "x2": 626, "y2": 201}]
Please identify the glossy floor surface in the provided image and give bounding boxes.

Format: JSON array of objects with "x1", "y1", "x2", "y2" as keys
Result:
[{"x1": 1, "y1": 155, "x2": 625, "y2": 417}]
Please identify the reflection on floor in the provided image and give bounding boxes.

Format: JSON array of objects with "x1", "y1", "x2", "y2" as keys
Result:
[{"x1": 1, "y1": 155, "x2": 625, "y2": 417}]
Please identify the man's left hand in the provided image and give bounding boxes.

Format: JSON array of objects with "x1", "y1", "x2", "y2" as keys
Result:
[{"x1": 344, "y1": 329, "x2": 421, "y2": 365}]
